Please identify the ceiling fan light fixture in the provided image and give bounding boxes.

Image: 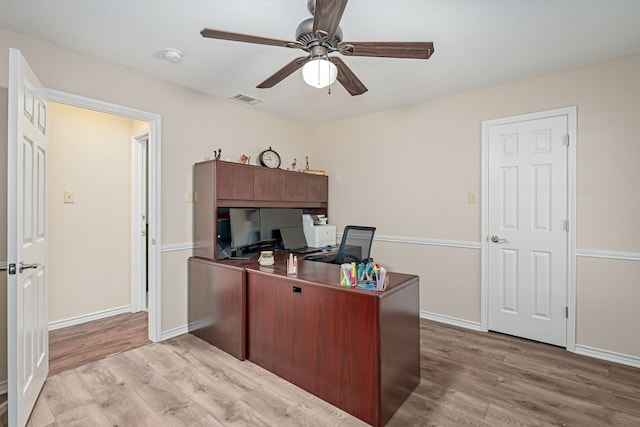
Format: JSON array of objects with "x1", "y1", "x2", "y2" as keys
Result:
[{"x1": 302, "y1": 57, "x2": 337, "y2": 89}]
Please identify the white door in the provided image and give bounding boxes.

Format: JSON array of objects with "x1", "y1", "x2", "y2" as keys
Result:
[
  {"x1": 487, "y1": 114, "x2": 568, "y2": 347},
  {"x1": 131, "y1": 134, "x2": 148, "y2": 311},
  {"x1": 8, "y1": 48, "x2": 49, "y2": 426}
]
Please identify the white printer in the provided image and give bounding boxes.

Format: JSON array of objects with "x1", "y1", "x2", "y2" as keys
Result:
[{"x1": 302, "y1": 214, "x2": 336, "y2": 248}]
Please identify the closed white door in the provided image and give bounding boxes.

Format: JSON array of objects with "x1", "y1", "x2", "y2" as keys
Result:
[
  {"x1": 487, "y1": 114, "x2": 568, "y2": 347},
  {"x1": 8, "y1": 48, "x2": 49, "y2": 426}
]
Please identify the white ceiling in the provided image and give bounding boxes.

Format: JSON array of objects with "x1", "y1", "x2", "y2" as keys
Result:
[{"x1": 2, "y1": 0, "x2": 640, "y2": 124}]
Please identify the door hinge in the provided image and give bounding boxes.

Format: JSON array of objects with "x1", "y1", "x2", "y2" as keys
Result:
[
  {"x1": 563, "y1": 134, "x2": 570, "y2": 146},
  {"x1": 564, "y1": 220, "x2": 570, "y2": 232},
  {"x1": 565, "y1": 306, "x2": 569, "y2": 318}
]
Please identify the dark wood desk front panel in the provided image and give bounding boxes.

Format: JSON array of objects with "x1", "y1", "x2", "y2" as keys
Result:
[
  {"x1": 247, "y1": 271, "x2": 379, "y2": 424},
  {"x1": 245, "y1": 257, "x2": 420, "y2": 427},
  {"x1": 187, "y1": 257, "x2": 246, "y2": 360}
]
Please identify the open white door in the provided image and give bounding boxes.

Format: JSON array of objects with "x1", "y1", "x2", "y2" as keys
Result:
[{"x1": 8, "y1": 48, "x2": 49, "y2": 426}]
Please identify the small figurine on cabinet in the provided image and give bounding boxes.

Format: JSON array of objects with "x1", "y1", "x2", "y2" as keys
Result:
[
  {"x1": 241, "y1": 154, "x2": 250, "y2": 164},
  {"x1": 302, "y1": 155, "x2": 325, "y2": 175},
  {"x1": 213, "y1": 149, "x2": 222, "y2": 160},
  {"x1": 290, "y1": 158, "x2": 297, "y2": 170}
]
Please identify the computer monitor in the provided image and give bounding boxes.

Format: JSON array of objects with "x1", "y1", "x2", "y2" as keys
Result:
[
  {"x1": 259, "y1": 208, "x2": 304, "y2": 243},
  {"x1": 229, "y1": 208, "x2": 261, "y2": 251}
]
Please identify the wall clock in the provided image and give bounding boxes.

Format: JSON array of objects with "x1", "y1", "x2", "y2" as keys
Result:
[{"x1": 258, "y1": 146, "x2": 281, "y2": 168}]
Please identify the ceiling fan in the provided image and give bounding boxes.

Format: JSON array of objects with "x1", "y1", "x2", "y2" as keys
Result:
[{"x1": 200, "y1": 0, "x2": 434, "y2": 96}]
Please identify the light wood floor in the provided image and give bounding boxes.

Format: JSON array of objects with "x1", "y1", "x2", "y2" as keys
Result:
[
  {"x1": 48, "y1": 311, "x2": 151, "y2": 376},
  {"x1": 0, "y1": 311, "x2": 150, "y2": 426},
  {"x1": 6, "y1": 317, "x2": 640, "y2": 426}
]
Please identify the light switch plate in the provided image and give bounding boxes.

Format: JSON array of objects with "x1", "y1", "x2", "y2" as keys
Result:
[
  {"x1": 468, "y1": 192, "x2": 477, "y2": 204},
  {"x1": 64, "y1": 190, "x2": 75, "y2": 204}
]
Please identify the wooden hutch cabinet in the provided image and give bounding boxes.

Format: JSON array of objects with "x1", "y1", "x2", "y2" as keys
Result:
[{"x1": 193, "y1": 160, "x2": 328, "y2": 260}]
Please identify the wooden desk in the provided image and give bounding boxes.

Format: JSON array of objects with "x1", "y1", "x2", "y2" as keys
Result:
[{"x1": 188, "y1": 254, "x2": 420, "y2": 427}]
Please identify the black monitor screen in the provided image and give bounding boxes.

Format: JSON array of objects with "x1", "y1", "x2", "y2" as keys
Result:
[
  {"x1": 260, "y1": 208, "x2": 303, "y2": 242},
  {"x1": 229, "y1": 208, "x2": 261, "y2": 250}
]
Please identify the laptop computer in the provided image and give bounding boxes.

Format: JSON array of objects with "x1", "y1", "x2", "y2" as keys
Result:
[{"x1": 280, "y1": 226, "x2": 321, "y2": 254}]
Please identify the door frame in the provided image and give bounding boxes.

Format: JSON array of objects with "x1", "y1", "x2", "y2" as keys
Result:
[
  {"x1": 44, "y1": 88, "x2": 162, "y2": 342},
  {"x1": 480, "y1": 106, "x2": 577, "y2": 351}
]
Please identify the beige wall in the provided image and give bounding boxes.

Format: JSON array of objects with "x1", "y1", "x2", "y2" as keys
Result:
[
  {"x1": 308, "y1": 53, "x2": 640, "y2": 358},
  {"x1": 48, "y1": 102, "x2": 146, "y2": 323},
  {"x1": 577, "y1": 257, "x2": 640, "y2": 357}
]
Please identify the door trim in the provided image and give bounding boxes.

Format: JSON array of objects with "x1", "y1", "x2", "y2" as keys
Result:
[
  {"x1": 480, "y1": 106, "x2": 577, "y2": 351},
  {"x1": 44, "y1": 88, "x2": 162, "y2": 343}
]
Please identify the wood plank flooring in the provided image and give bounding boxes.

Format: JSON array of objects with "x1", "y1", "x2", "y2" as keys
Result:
[
  {"x1": 0, "y1": 311, "x2": 150, "y2": 426},
  {"x1": 48, "y1": 311, "x2": 151, "y2": 376},
  {"x1": 3, "y1": 317, "x2": 640, "y2": 426}
]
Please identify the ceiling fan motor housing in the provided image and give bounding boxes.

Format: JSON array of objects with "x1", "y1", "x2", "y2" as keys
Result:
[{"x1": 295, "y1": 17, "x2": 343, "y2": 50}]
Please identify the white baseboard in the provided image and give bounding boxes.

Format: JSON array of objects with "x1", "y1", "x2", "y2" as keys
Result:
[
  {"x1": 420, "y1": 310, "x2": 483, "y2": 331},
  {"x1": 48, "y1": 305, "x2": 132, "y2": 331},
  {"x1": 575, "y1": 344, "x2": 640, "y2": 369},
  {"x1": 160, "y1": 324, "x2": 189, "y2": 341},
  {"x1": 0, "y1": 380, "x2": 6, "y2": 395}
]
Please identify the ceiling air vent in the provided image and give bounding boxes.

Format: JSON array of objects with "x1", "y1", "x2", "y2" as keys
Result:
[{"x1": 230, "y1": 93, "x2": 262, "y2": 105}]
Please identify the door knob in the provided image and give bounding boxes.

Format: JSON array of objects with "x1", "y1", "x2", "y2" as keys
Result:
[
  {"x1": 490, "y1": 235, "x2": 508, "y2": 244},
  {"x1": 19, "y1": 262, "x2": 40, "y2": 273}
]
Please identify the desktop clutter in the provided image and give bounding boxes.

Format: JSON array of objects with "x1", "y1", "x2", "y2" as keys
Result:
[
  {"x1": 341, "y1": 261, "x2": 388, "y2": 291},
  {"x1": 220, "y1": 207, "x2": 386, "y2": 289}
]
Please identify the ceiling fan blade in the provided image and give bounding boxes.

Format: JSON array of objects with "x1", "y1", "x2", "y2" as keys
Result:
[
  {"x1": 201, "y1": 28, "x2": 301, "y2": 48},
  {"x1": 332, "y1": 57, "x2": 367, "y2": 96},
  {"x1": 257, "y1": 57, "x2": 307, "y2": 89},
  {"x1": 339, "y1": 41, "x2": 435, "y2": 59},
  {"x1": 313, "y1": 0, "x2": 349, "y2": 41}
]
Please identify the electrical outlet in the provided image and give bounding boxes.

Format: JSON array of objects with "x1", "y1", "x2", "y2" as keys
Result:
[
  {"x1": 468, "y1": 192, "x2": 477, "y2": 204},
  {"x1": 64, "y1": 190, "x2": 75, "y2": 204}
]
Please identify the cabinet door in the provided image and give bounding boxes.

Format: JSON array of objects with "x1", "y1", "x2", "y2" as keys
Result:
[
  {"x1": 247, "y1": 272, "x2": 378, "y2": 424},
  {"x1": 254, "y1": 168, "x2": 283, "y2": 201},
  {"x1": 305, "y1": 174, "x2": 328, "y2": 202},
  {"x1": 216, "y1": 161, "x2": 254, "y2": 200},
  {"x1": 282, "y1": 171, "x2": 307, "y2": 202}
]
